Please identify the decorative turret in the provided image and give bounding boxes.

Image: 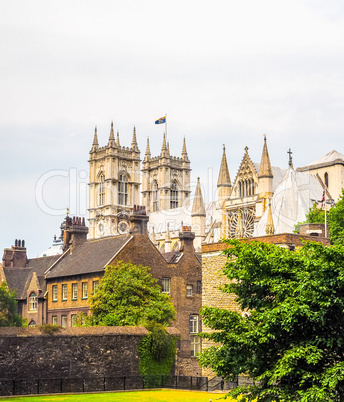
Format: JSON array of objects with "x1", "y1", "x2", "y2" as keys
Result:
[
  {"x1": 131, "y1": 126, "x2": 139, "y2": 151},
  {"x1": 258, "y1": 135, "x2": 273, "y2": 179},
  {"x1": 192, "y1": 177, "x2": 206, "y2": 251},
  {"x1": 181, "y1": 137, "x2": 189, "y2": 160},
  {"x1": 150, "y1": 227, "x2": 158, "y2": 247},
  {"x1": 265, "y1": 203, "x2": 275, "y2": 235},
  {"x1": 116, "y1": 131, "x2": 120, "y2": 147},
  {"x1": 217, "y1": 145, "x2": 232, "y2": 205},
  {"x1": 160, "y1": 133, "x2": 169, "y2": 157},
  {"x1": 91, "y1": 126, "x2": 99, "y2": 152},
  {"x1": 258, "y1": 136, "x2": 274, "y2": 211},
  {"x1": 108, "y1": 121, "x2": 116, "y2": 148},
  {"x1": 165, "y1": 223, "x2": 172, "y2": 252},
  {"x1": 144, "y1": 137, "x2": 151, "y2": 161}
]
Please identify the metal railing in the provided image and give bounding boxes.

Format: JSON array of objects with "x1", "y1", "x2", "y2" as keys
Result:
[{"x1": 0, "y1": 375, "x2": 209, "y2": 396}]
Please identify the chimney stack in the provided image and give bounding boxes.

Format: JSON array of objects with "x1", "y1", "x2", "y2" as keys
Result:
[
  {"x1": 130, "y1": 205, "x2": 149, "y2": 235},
  {"x1": 2, "y1": 239, "x2": 28, "y2": 268},
  {"x1": 178, "y1": 226, "x2": 195, "y2": 252}
]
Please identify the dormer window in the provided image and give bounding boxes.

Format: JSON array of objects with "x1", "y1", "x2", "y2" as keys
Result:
[{"x1": 29, "y1": 292, "x2": 37, "y2": 311}]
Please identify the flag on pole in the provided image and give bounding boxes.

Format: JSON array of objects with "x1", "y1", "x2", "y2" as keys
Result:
[
  {"x1": 321, "y1": 190, "x2": 326, "y2": 209},
  {"x1": 155, "y1": 116, "x2": 166, "y2": 124}
]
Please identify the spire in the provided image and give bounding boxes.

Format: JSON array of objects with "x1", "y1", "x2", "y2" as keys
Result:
[
  {"x1": 150, "y1": 227, "x2": 158, "y2": 247},
  {"x1": 182, "y1": 137, "x2": 188, "y2": 160},
  {"x1": 131, "y1": 126, "x2": 139, "y2": 151},
  {"x1": 258, "y1": 135, "x2": 273, "y2": 178},
  {"x1": 165, "y1": 223, "x2": 172, "y2": 252},
  {"x1": 116, "y1": 131, "x2": 120, "y2": 147},
  {"x1": 91, "y1": 126, "x2": 99, "y2": 152},
  {"x1": 192, "y1": 177, "x2": 206, "y2": 216},
  {"x1": 108, "y1": 121, "x2": 116, "y2": 147},
  {"x1": 287, "y1": 148, "x2": 294, "y2": 169},
  {"x1": 217, "y1": 145, "x2": 231, "y2": 187},
  {"x1": 160, "y1": 133, "x2": 169, "y2": 157},
  {"x1": 144, "y1": 137, "x2": 151, "y2": 161},
  {"x1": 265, "y1": 203, "x2": 275, "y2": 235},
  {"x1": 235, "y1": 209, "x2": 245, "y2": 238}
]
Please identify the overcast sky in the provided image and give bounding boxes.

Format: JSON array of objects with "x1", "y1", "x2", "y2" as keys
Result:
[{"x1": 1, "y1": 0, "x2": 344, "y2": 258}]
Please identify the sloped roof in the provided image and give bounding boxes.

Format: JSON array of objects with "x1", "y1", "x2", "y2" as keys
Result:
[
  {"x1": 253, "y1": 169, "x2": 325, "y2": 236},
  {"x1": 3, "y1": 255, "x2": 60, "y2": 299},
  {"x1": 46, "y1": 235, "x2": 132, "y2": 279},
  {"x1": 305, "y1": 150, "x2": 344, "y2": 167}
]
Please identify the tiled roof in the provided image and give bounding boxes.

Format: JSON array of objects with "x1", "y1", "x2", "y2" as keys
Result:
[{"x1": 46, "y1": 235, "x2": 132, "y2": 279}]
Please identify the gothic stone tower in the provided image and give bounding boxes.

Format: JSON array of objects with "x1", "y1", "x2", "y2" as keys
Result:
[
  {"x1": 142, "y1": 135, "x2": 191, "y2": 212},
  {"x1": 88, "y1": 122, "x2": 141, "y2": 239}
]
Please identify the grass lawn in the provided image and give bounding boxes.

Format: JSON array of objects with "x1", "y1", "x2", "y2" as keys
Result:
[{"x1": 2, "y1": 390, "x2": 231, "y2": 402}]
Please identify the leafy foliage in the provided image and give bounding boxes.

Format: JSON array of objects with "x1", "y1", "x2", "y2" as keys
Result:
[
  {"x1": 89, "y1": 261, "x2": 176, "y2": 327},
  {"x1": 199, "y1": 239, "x2": 344, "y2": 401},
  {"x1": 328, "y1": 189, "x2": 344, "y2": 245},
  {"x1": 0, "y1": 282, "x2": 23, "y2": 327},
  {"x1": 138, "y1": 322, "x2": 177, "y2": 380},
  {"x1": 39, "y1": 323, "x2": 61, "y2": 335},
  {"x1": 293, "y1": 202, "x2": 325, "y2": 233}
]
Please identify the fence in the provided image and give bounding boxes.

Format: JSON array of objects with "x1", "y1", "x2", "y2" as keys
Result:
[{"x1": 0, "y1": 375, "x2": 209, "y2": 396}]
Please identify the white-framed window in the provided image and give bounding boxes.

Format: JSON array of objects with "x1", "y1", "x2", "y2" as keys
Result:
[
  {"x1": 72, "y1": 283, "x2": 78, "y2": 300},
  {"x1": 191, "y1": 335, "x2": 201, "y2": 357},
  {"x1": 29, "y1": 292, "x2": 37, "y2": 311},
  {"x1": 82, "y1": 282, "x2": 88, "y2": 299},
  {"x1": 186, "y1": 285, "x2": 193, "y2": 297},
  {"x1": 62, "y1": 284, "x2": 67, "y2": 300},
  {"x1": 170, "y1": 182, "x2": 178, "y2": 209},
  {"x1": 92, "y1": 280, "x2": 99, "y2": 294},
  {"x1": 162, "y1": 277, "x2": 171, "y2": 295},
  {"x1": 189, "y1": 315, "x2": 199, "y2": 334},
  {"x1": 118, "y1": 174, "x2": 128, "y2": 205},
  {"x1": 152, "y1": 181, "x2": 158, "y2": 212},
  {"x1": 52, "y1": 285, "x2": 58, "y2": 301},
  {"x1": 71, "y1": 314, "x2": 77, "y2": 327},
  {"x1": 61, "y1": 315, "x2": 67, "y2": 328},
  {"x1": 99, "y1": 174, "x2": 105, "y2": 205},
  {"x1": 52, "y1": 316, "x2": 58, "y2": 325}
]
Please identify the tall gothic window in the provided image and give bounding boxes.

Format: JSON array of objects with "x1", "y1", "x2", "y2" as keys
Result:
[
  {"x1": 152, "y1": 181, "x2": 158, "y2": 212},
  {"x1": 118, "y1": 174, "x2": 128, "y2": 205},
  {"x1": 324, "y1": 172, "x2": 329, "y2": 188},
  {"x1": 99, "y1": 174, "x2": 105, "y2": 205},
  {"x1": 29, "y1": 292, "x2": 37, "y2": 311},
  {"x1": 170, "y1": 182, "x2": 178, "y2": 209}
]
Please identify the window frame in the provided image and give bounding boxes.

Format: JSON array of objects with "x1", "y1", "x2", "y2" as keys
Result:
[
  {"x1": 99, "y1": 174, "x2": 105, "y2": 205},
  {"x1": 82, "y1": 282, "x2": 88, "y2": 299},
  {"x1": 61, "y1": 315, "x2": 67, "y2": 328},
  {"x1": 92, "y1": 280, "x2": 99, "y2": 294},
  {"x1": 186, "y1": 284, "x2": 193, "y2": 297},
  {"x1": 196, "y1": 280, "x2": 202, "y2": 294},
  {"x1": 62, "y1": 284, "x2": 68, "y2": 301},
  {"x1": 52, "y1": 316, "x2": 58, "y2": 325},
  {"x1": 29, "y1": 292, "x2": 37, "y2": 311},
  {"x1": 161, "y1": 277, "x2": 171, "y2": 295},
  {"x1": 152, "y1": 180, "x2": 158, "y2": 212},
  {"x1": 190, "y1": 335, "x2": 201, "y2": 357},
  {"x1": 118, "y1": 173, "x2": 128, "y2": 205},
  {"x1": 72, "y1": 283, "x2": 78, "y2": 300},
  {"x1": 189, "y1": 315, "x2": 199, "y2": 334},
  {"x1": 52, "y1": 285, "x2": 58, "y2": 302},
  {"x1": 71, "y1": 314, "x2": 77, "y2": 327},
  {"x1": 170, "y1": 181, "x2": 178, "y2": 209}
]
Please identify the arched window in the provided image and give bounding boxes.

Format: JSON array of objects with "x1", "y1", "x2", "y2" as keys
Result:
[
  {"x1": 118, "y1": 174, "x2": 128, "y2": 205},
  {"x1": 28, "y1": 320, "x2": 36, "y2": 327},
  {"x1": 99, "y1": 174, "x2": 105, "y2": 205},
  {"x1": 239, "y1": 181, "x2": 242, "y2": 197},
  {"x1": 324, "y1": 172, "x2": 329, "y2": 188},
  {"x1": 29, "y1": 292, "x2": 37, "y2": 311},
  {"x1": 152, "y1": 181, "x2": 158, "y2": 212},
  {"x1": 170, "y1": 182, "x2": 178, "y2": 209}
]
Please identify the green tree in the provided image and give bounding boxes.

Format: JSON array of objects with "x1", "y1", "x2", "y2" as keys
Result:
[
  {"x1": 200, "y1": 240, "x2": 344, "y2": 402},
  {"x1": 89, "y1": 261, "x2": 176, "y2": 326},
  {"x1": 0, "y1": 282, "x2": 23, "y2": 327},
  {"x1": 328, "y1": 189, "x2": 344, "y2": 245},
  {"x1": 293, "y1": 202, "x2": 325, "y2": 233}
]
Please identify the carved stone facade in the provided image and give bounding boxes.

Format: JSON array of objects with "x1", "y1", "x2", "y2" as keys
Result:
[
  {"x1": 142, "y1": 136, "x2": 191, "y2": 213},
  {"x1": 88, "y1": 123, "x2": 141, "y2": 239}
]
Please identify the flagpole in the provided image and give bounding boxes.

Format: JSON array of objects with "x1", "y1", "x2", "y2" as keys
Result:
[{"x1": 165, "y1": 114, "x2": 167, "y2": 137}]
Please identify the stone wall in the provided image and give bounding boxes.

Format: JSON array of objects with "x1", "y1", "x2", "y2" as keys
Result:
[{"x1": 0, "y1": 327, "x2": 148, "y2": 380}]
